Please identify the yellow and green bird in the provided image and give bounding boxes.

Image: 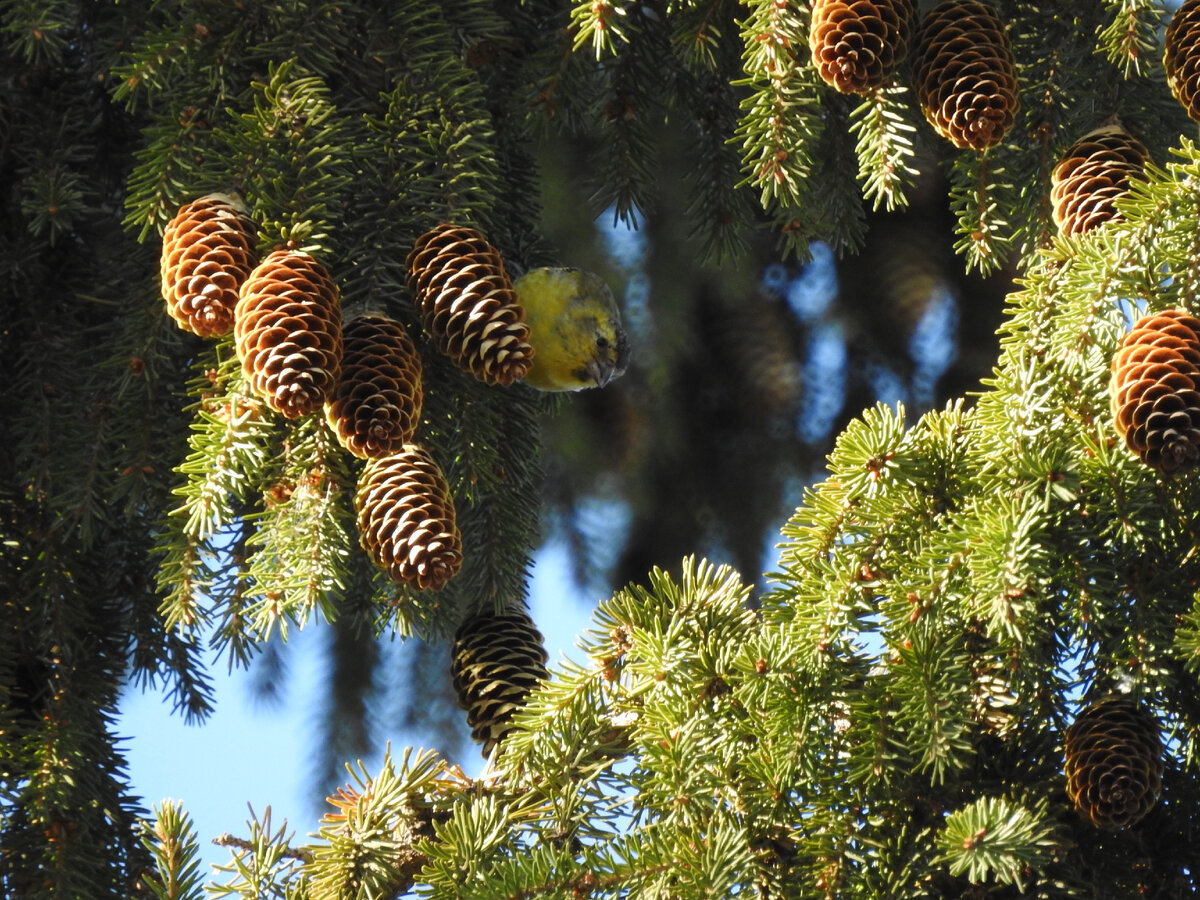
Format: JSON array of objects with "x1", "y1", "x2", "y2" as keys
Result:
[{"x1": 513, "y1": 267, "x2": 631, "y2": 391}]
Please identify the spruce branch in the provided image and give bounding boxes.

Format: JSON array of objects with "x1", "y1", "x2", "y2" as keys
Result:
[
  {"x1": 159, "y1": 626, "x2": 217, "y2": 723},
  {"x1": 140, "y1": 801, "x2": 207, "y2": 900},
  {"x1": 19, "y1": 165, "x2": 89, "y2": 245},
  {"x1": 850, "y1": 86, "x2": 920, "y2": 213},
  {"x1": 524, "y1": 25, "x2": 600, "y2": 135},
  {"x1": 423, "y1": 58, "x2": 507, "y2": 225},
  {"x1": 122, "y1": 106, "x2": 229, "y2": 241},
  {"x1": 306, "y1": 748, "x2": 453, "y2": 900},
  {"x1": 806, "y1": 95, "x2": 869, "y2": 256},
  {"x1": 155, "y1": 341, "x2": 288, "y2": 669},
  {"x1": 110, "y1": 19, "x2": 215, "y2": 111},
  {"x1": 218, "y1": 59, "x2": 353, "y2": 253},
  {"x1": 763, "y1": 203, "x2": 821, "y2": 262},
  {"x1": 2, "y1": 0, "x2": 75, "y2": 67},
  {"x1": 950, "y1": 150, "x2": 1014, "y2": 275},
  {"x1": 890, "y1": 629, "x2": 974, "y2": 783},
  {"x1": 154, "y1": 531, "x2": 217, "y2": 635},
  {"x1": 588, "y1": 15, "x2": 665, "y2": 228},
  {"x1": 1097, "y1": 0, "x2": 1164, "y2": 80},
  {"x1": 668, "y1": 0, "x2": 729, "y2": 72},
  {"x1": 958, "y1": 492, "x2": 1050, "y2": 643},
  {"x1": 734, "y1": 0, "x2": 821, "y2": 213},
  {"x1": 170, "y1": 345, "x2": 279, "y2": 543},
  {"x1": 680, "y1": 69, "x2": 754, "y2": 263},
  {"x1": 209, "y1": 520, "x2": 258, "y2": 670},
  {"x1": 499, "y1": 651, "x2": 639, "y2": 787},
  {"x1": 243, "y1": 419, "x2": 354, "y2": 641},
  {"x1": 1175, "y1": 591, "x2": 1200, "y2": 678},
  {"x1": 570, "y1": 0, "x2": 637, "y2": 56},
  {"x1": 935, "y1": 796, "x2": 1058, "y2": 891},
  {"x1": 208, "y1": 807, "x2": 308, "y2": 899},
  {"x1": 211, "y1": 834, "x2": 313, "y2": 863}
]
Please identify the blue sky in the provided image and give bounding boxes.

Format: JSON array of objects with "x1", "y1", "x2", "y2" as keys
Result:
[{"x1": 116, "y1": 539, "x2": 596, "y2": 873}]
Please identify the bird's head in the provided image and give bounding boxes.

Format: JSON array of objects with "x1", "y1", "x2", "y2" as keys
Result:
[{"x1": 514, "y1": 267, "x2": 631, "y2": 392}]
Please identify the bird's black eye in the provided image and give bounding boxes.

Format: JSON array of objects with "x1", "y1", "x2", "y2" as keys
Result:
[{"x1": 596, "y1": 336, "x2": 609, "y2": 350}]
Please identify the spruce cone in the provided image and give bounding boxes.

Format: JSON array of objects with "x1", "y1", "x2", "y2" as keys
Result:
[
  {"x1": 452, "y1": 606, "x2": 549, "y2": 756},
  {"x1": 234, "y1": 249, "x2": 343, "y2": 419},
  {"x1": 1166, "y1": 0, "x2": 1200, "y2": 123},
  {"x1": 809, "y1": 0, "x2": 918, "y2": 94},
  {"x1": 355, "y1": 444, "x2": 462, "y2": 591},
  {"x1": 1064, "y1": 696, "x2": 1163, "y2": 830},
  {"x1": 1110, "y1": 309, "x2": 1200, "y2": 474},
  {"x1": 160, "y1": 195, "x2": 257, "y2": 337},
  {"x1": 970, "y1": 666, "x2": 1017, "y2": 737},
  {"x1": 325, "y1": 315, "x2": 423, "y2": 459},
  {"x1": 405, "y1": 223, "x2": 534, "y2": 386},
  {"x1": 913, "y1": 0, "x2": 1018, "y2": 150},
  {"x1": 1051, "y1": 124, "x2": 1150, "y2": 236}
]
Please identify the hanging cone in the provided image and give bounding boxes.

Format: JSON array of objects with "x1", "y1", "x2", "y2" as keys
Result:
[
  {"x1": 234, "y1": 249, "x2": 343, "y2": 419},
  {"x1": 355, "y1": 444, "x2": 462, "y2": 591},
  {"x1": 405, "y1": 223, "x2": 534, "y2": 386},
  {"x1": 809, "y1": 0, "x2": 919, "y2": 94},
  {"x1": 912, "y1": 0, "x2": 1018, "y2": 150},
  {"x1": 1166, "y1": 0, "x2": 1200, "y2": 123},
  {"x1": 970, "y1": 665, "x2": 1017, "y2": 737},
  {"x1": 325, "y1": 315, "x2": 423, "y2": 459},
  {"x1": 1064, "y1": 696, "x2": 1163, "y2": 830},
  {"x1": 452, "y1": 606, "x2": 549, "y2": 757},
  {"x1": 1110, "y1": 309, "x2": 1200, "y2": 474},
  {"x1": 1050, "y1": 124, "x2": 1150, "y2": 236},
  {"x1": 160, "y1": 195, "x2": 258, "y2": 337}
]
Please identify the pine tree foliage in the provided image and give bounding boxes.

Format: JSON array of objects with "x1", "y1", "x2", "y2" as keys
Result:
[
  {"x1": 9, "y1": 0, "x2": 1200, "y2": 897},
  {"x1": 115, "y1": 0, "x2": 550, "y2": 653},
  {"x1": 140, "y1": 801, "x2": 208, "y2": 900},
  {"x1": 935, "y1": 795, "x2": 1057, "y2": 889},
  {"x1": 1099, "y1": 0, "x2": 1164, "y2": 78},
  {"x1": 196, "y1": 143, "x2": 1200, "y2": 892},
  {"x1": 850, "y1": 85, "x2": 922, "y2": 212}
]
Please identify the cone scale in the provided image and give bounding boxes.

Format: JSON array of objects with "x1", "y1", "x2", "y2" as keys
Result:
[
  {"x1": 1051, "y1": 124, "x2": 1150, "y2": 236},
  {"x1": 913, "y1": 0, "x2": 1018, "y2": 151},
  {"x1": 405, "y1": 223, "x2": 534, "y2": 387},
  {"x1": 355, "y1": 444, "x2": 462, "y2": 591},
  {"x1": 809, "y1": 0, "x2": 918, "y2": 94},
  {"x1": 234, "y1": 249, "x2": 343, "y2": 419},
  {"x1": 1110, "y1": 309, "x2": 1200, "y2": 474},
  {"x1": 325, "y1": 315, "x2": 423, "y2": 459},
  {"x1": 1064, "y1": 696, "x2": 1163, "y2": 830},
  {"x1": 452, "y1": 606, "x2": 549, "y2": 757},
  {"x1": 1166, "y1": 0, "x2": 1200, "y2": 123},
  {"x1": 160, "y1": 195, "x2": 258, "y2": 337}
]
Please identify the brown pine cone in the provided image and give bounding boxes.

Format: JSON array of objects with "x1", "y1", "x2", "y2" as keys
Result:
[
  {"x1": 355, "y1": 444, "x2": 462, "y2": 591},
  {"x1": 1110, "y1": 309, "x2": 1200, "y2": 474},
  {"x1": 1166, "y1": 0, "x2": 1200, "y2": 123},
  {"x1": 1064, "y1": 696, "x2": 1163, "y2": 830},
  {"x1": 234, "y1": 249, "x2": 343, "y2": 419},
  {"x1": 969, "y1": 663, "x2": 1017, "y2": 737},
  {"x1": 405, "y1": 223, "x2": 534, "y2": 386},
  {"x1": 160, "y1": 195, "x2": 257, "y2": 337},
  {"x1": 809, "y1": 0, "x2": 919, "y2": 94},
  {"x1": 1051, "y1": 124, "x2": 1150, "y2": 236},
  {"x1": 913, "y1": 0, "x2": 1019, "y2": 150},
  {"x1": 325, "y1": 315, "x2": 423, "y2": 459},
  {"x1": 452, "y1": 606, "x2": 549, "y2": 757}
]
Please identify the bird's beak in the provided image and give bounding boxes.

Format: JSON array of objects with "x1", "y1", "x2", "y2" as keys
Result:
[
  {"x1": 584, "y1": 327, "x2": 630, "y2": 388},
  {"x1": 586, "y1": 357, "x2": 617, "y2": 388}
]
